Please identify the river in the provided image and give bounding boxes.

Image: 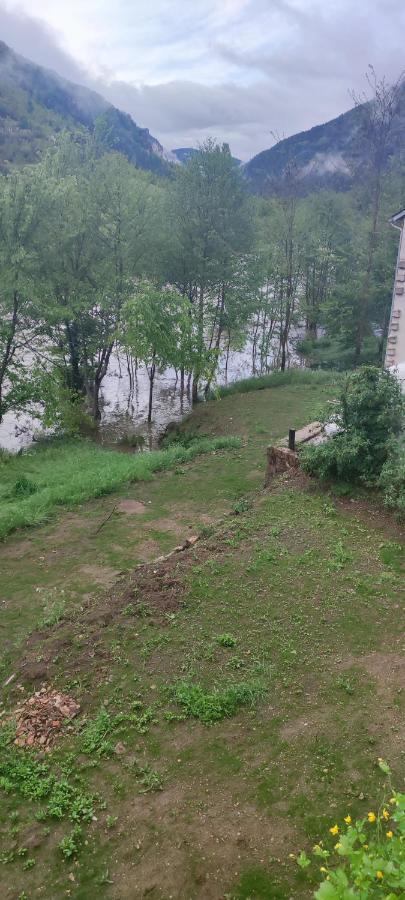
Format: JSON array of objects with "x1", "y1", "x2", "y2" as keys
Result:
[{"x1": 0, "y1": 347, "x2": 253, "y2": 452}]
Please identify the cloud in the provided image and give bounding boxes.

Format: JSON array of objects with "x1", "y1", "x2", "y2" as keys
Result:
[
  {"x1": 0, "y1": 0, "x2": 405, "y2": 160},
  {"x1": 0, "y1": 4, "x2": 85, "y2": 82}
]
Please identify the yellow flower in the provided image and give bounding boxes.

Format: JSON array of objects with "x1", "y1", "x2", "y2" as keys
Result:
[
  {"x1": 386, "y1": 831, "x2": 393, "y2": 839},
  {"x1": 389, "y1": 797, "x2": 397, "y2": 806},
  {"x1": 368, "y1": 812, "x2": 377, "y2": 823},
  {"x1": 329, "y1": 825, "x2": 339, "y2": 836},
  {"x1": 364, "y1": 844, "x2": 369, "y2": 850},
  {"x1": 376, "y1": 871, "x2": 384, "y2": 880},
  {"x1": 334, "y1": 843, "x2": 341, "y2": 850},
  {"x1": 320, "y1": 867, "x2": 327, "y2": 874},
  {"x1": 344, "y1": 815, "x2": 352, "y2": 825},
  {"x1": 381, "y1": 809, "x2": 390, "y2": 821}
]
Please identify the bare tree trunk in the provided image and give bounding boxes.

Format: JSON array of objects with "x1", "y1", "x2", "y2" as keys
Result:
[
  {"x1": 0, "y1": 290, "x2": 19, "y2": 423},
  {"x1": 148, "y1": 362, "x2": 156, "y2": 423}
]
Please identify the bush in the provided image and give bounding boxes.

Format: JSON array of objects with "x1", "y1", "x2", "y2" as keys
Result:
[
  {"x1": 379, "y1": 444, "x2": 405, "y2": 517},
  {"x1": 301, "y1": 367, "x2": 404, "y2": 484},
  {"x1": 297, "y1": 762, "x2": 405, "y2": 898}
]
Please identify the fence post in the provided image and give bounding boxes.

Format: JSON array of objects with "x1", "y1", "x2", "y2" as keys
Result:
[{"x1": 288, "y1": 429, "x2": 296, "y2": 452}]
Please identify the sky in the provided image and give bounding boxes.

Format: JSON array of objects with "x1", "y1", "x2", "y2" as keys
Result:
[{"x1": 1, "y1": 0, "x2": 405, "y2": 160}]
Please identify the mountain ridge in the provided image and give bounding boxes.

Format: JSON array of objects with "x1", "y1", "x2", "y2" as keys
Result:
[
  {"x1": 244, "y1": 84, "x2": 405, "y2": 192},
  {"x1": 0, "y1": 40, "x2": 167, "y2": 174}
]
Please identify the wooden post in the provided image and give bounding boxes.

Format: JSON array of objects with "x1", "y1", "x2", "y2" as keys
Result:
[{"x1": 288, "y1": 429, "x2": 296, "y2": 452}]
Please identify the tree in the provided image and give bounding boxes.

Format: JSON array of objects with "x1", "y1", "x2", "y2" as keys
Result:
[
  {"x1": 351, "y1": 67, "x2": 404, "y2": 364},
  {"x1": 0, "y1": 165, "x2": 45, "y2": 422},
  {"x1": 122, "y1": 282, "x2": 192, "y2": 422},
  {"x1": 37, "y1": 138, "x2": 157, "y2": 420},
  {"x1": 166, "y1": 140, "x2": 254, "y2": 399}
]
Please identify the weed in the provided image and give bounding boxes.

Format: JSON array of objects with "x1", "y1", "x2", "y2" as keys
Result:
[
  {"x1": 80, "y1": 707, "x2": 114, "y2": 757},
  {"x1": 58, "y1": 825, "x2": 83, "y2": 860},
  {"x1": 137, "y1": 765, "x2": 163, "y2": 793},
  {"x1": 216, "y1": 633, "x2": 237, "y2": 648},
  {"x1": 106, "y1": 815, "x2": 118, "y2": 829},
  {"x1": 12, "y1": 476, "x2": 38, "y2": 497},
  {"x1": 328, "y1": 540, "x2": 353, "y2": 571},
  {"x1": 122, "y1": 602, "x2": 135, "y2": 616},
  {"x1": 171, "y1": 680, "x2": 265, "y2": 725},
  {"x1": 233, "y1": 497, "x2": 251, "y2": 515},
  {"x1": 337, "y1": 674, "x2": 356, "y2": 695},
  {"x1": 22, "y1": 858, "x2": 35, "y2": 870},
  {"x1": 39, "y1": 593, "x2": 66, "y2": 628}
]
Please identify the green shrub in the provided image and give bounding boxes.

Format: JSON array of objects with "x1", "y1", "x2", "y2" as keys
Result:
[
  {"x1": 298, "y1": 763, "x2": 404, "y2": 898},
  {"x1": 301, "y1": 367, "x2": 404, "y2": 484}
]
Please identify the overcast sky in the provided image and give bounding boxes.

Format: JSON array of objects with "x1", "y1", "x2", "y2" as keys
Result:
[{"x1": 1, "y1": 0, "x2": 405, "y2": 160}]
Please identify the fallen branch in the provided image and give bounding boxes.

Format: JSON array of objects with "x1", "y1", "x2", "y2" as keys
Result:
[{"x1": 94, "y1": 505, "x2": 117, "y2": 535}]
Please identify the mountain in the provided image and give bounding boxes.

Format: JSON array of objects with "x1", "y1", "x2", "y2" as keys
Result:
[
  {"x1": 172, "y1": 147, "x2": 242, "y2": 166},
  {"x1": 245, "y1": 86, "x2": 405, "y2": 193},
  {"x1": 0, "y1": 41, "x2": 167, "y2": 174}
]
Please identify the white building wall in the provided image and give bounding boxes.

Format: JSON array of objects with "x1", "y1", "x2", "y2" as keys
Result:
[{"x1": 385, "y1": 222, "x2": 405, "y2": 372}]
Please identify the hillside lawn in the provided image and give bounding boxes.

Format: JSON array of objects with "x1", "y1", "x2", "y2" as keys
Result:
[{"x1": 0, "y1": 372, "x2": 403, "y2": 899}]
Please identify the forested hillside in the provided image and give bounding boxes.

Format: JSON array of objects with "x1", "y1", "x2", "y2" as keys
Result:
[
  {"x1": 0, "y1": 41, "x2": 167, "y2": 173},
  {"x1": 245, "y1": 76, "x2": 405, "y2": 193}
]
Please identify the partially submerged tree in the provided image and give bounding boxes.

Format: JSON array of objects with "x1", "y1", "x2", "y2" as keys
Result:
[
  {"x1": 0, "y1": 165, "x2": 45, "y2": 422},
  {"x1": 166, "y1": 140, "x2": 254, "y2": 399},
  {"x1": 37, "y1": 139, "x2": 157, "y2": 419},
  {"x1": 122, "y1": 282, "x2": 192, "y2": 422}
]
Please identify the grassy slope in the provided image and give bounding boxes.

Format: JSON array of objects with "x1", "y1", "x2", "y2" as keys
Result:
[
  {"x1": 1, "y1": 374, "x2": 403, "y2": 898},
  {"x1": 0, "y1": 436, "x2": 239, "y2": 540}
]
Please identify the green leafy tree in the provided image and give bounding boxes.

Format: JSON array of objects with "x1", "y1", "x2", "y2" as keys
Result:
[
  {"x1": 122, "y1": 282, "x2": 192, "y2": 421},
  {"x1": 165, "y1": 140, "x2": 254, "y2": 399},
  {"x1": 36, "y1": 139, "x2": 156, "y2": 420},
  {"x1": 0, "y1": 165, "x2": 46, "y2": 422}
]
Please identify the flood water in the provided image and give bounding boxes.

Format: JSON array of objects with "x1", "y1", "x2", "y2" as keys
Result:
[{"x1": 0, "y1": 347, "x2": 253, "y2": 452}]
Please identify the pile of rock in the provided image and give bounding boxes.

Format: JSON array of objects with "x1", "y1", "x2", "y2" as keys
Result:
[{"x1": 12, "y1": 687, "x2": 80, "y2": 750}]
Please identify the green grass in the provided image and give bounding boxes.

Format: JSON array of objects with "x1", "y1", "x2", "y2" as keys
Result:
[
  {"x1": 1, "y1": 374, "x2": 402, "y2": 898},
  {"x1": 210, "y1": 368, "x2": 340, "y2": 399},
  {"x1": 0, "y1": 435, "x2": 240, "y2": 539}
]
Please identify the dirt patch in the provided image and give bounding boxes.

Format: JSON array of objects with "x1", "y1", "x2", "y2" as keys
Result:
[
  {"x1": 0, "y1": 539, "x2": 33, "y2": 560},
  {"x1": 18, "y1": 546, "x2": 202, "y2": 684},
  {"x1": 118, "y1": 499, "x2": 147, "y2": 515},
  {"x1": 135, "y1": 539, "x2": 163, "y2": 561},
  {"x1": 109, "y1": 784, "x2": 296, "y2": 899},
  {"x1": 145, "y1": 517, "x2": 185, "y2": 536},
  {"x1": 348, "y1": 651, "x2": 405, "y2": 690},
  {"x1": 78, "y1": 564, "x2": 123, "y2": 586}
]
